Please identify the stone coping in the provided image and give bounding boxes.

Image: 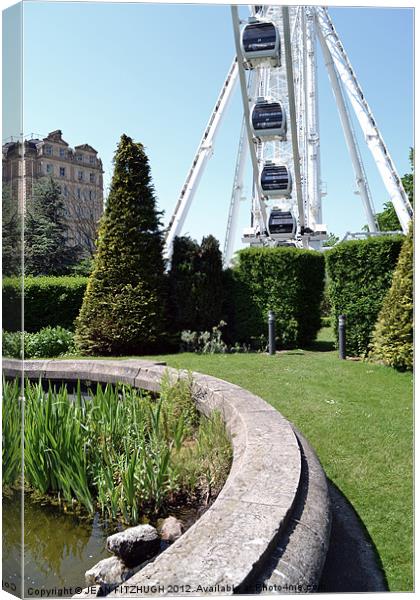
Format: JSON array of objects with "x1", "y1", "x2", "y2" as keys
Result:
[{"x1": 3, "y1": 358, "x2": 330, "y2": 595}]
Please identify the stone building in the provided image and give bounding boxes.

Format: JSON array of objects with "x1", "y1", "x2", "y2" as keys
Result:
[{"x1": 2, "y1": 129, "x2": 104, "y2": 254}]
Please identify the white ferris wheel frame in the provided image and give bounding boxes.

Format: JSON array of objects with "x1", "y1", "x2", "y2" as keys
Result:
[{"x1": 163, "y1": 5, "x2": 412, "y2": 265}]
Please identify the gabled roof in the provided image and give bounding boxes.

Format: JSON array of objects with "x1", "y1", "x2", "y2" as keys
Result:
[
  {"x1": 44, "y1": 130, "x2": 69, "y2": 146},
  {"x1": 74, "y1": 144, "x2": 97, "y2": 154}
]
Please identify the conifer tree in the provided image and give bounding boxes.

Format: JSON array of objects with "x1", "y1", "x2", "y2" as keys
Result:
[
  {"x1": 24, "y1": 177, "x2": 79, "y2": 275},
  {"x1": 370, "y1": 222, "x2": 413, "y2": 370},
  {"x1": 2, "y1": 184, "x2": 21, "y2": 276},
  {"x1": 75, "y1": 134, "x2": 166, "y2": 355},
  {"x1": 168, "y1": 234, "x2": 224, "y2": 334},
  {"x1": 195, "y1": 235, "x2": 224, "y2": 331},
  {"x1": 168, "y1": 236, "x2": 200, "y2": 333}
]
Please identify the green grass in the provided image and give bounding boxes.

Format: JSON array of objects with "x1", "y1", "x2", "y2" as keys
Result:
[
  {"x1": 147, "y1": 328, "x2": 413, "y2": 592},
  {"x1": 34, "y1": 327, "x2": 413, "y2": 590}
]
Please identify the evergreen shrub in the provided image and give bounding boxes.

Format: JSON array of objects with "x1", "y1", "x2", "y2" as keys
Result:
[
  {"x1": 168, "y1": 235, "x2": 224, "y2": 334},
  {"x1": 225, "y1": 247, "x2": 325, "y2": 348},
  {"x1": 75, "y1": 134, "x2": 166, "y2": 355},
  {"x1": 325, "y1": 235, "x2": 404, "y2": 357},
  {"x1": 370, "y1": 224, "x2": 413, "y2": 370},
  {"x1": 2, "y1": 276, "x2": 87, "y2": 332}
]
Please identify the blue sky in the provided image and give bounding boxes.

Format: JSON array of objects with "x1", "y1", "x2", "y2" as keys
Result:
[{"x1": 6, "y1": 1, "x2": 414, "y2": 249}]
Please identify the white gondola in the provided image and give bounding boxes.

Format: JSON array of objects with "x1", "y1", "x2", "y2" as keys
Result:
[
  {"x1": 268, "y1": 209, "x2": 297, "y2": 240},
  {"x1": 251, "y1": 97, "x2": 286, "y2": 140},
  {"x1": 260, "y1": 161, "x2": 292, "y2": 198},
  {"x1": 240, "y1": 18, "x2": 281, "y2": 68}
]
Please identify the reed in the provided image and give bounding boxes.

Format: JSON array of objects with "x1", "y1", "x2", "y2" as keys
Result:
[
  {"x1": 2, "y1": 378, "x2": 22, "y2": 488},
  {"x1": 2, "y1": 373, "x2": 232, "y2": 523}
]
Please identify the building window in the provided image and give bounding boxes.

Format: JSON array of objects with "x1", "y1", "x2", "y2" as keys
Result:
[
  {"x1": 78, "y1": 170, "x2": 84, "y2": 181},
  {"x1": 76, "y1": 154, "x2": 83, "y2": 162},
  {"x1": 46, "y1": 164, "x2": 53, "y2": 174},
  {"x1": 77, "y1": 188, "x2": 81, "y2": 199},
  {"x1": 89, "y1": 155, "x2": 95, "y2": 164},
  {"x1": 59, "y1": 148, "x2": 66, "y2": 158},
  {"x1": 60, "y1": 167, "x2": 66, "y2": 177},
  {"x1": 45, "y1": 145, "x2": 52, "y2": 156},
  {"x1": 64, "y1": 185, "x2": 68, "y2": 197},
  {"x1": 89, "y1": 173, "x2": 95, "y2": 183},
  {"x1": 89, "y1": 190, "x2": 95, "y2": 200}
]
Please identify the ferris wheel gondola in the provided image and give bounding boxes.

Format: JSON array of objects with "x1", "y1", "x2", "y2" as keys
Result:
[
  {"x1": 267, "y1": 209, "x2": 297, "y2": 240},
  {"x1": 260, "y1": 162, "x2": 292, "y2": 198},
  {"x1": 240, "y1": 19, "x2": 281, "y2": 68},
  {"x1": 251, "y1": 97, "x2": 286, "y2": 140}
]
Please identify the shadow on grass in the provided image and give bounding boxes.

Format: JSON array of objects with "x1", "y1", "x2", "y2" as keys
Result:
[
  {"x1": 318, "y1": 479, "x2": 389, "y2": 592},
  {"x1": 242, "y1": 434, "x2": 388, "y2": 594},
  {"x1": 303, "y1": 339, "x2": 336, "y2": 353}
]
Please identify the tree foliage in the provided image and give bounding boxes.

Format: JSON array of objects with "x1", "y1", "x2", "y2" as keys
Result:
[
  {"x1": 375, "y1": 148, "x2": 414, "y2": 231},
  {"x1": 24, "y1": 177, "x2": 79, "y2": 275},
  {"x1": 323, "y1": 232, "x2": 340, "y2": 248},
  {"x1": 168, "y1": 234, "x2": 224, "y2": 334},
  {"x1": 75, "y1": 134, "x2": 166, "y2": 355},
  {"x1": 168, "y1": 236, "x2": 200, "y2": 332},
  {"x1": 370, "y1": 223, "x2": 413, "y2": 370},
  {"x1": 2, "y1": 184, "x2": 21, "y2": 276},
  {"x1": 194, "y1": 235, "x2": 224, "y2": 331}
]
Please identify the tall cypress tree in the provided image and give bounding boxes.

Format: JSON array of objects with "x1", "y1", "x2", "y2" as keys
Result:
[
  {"x1": 168, "y1": 236, "x2": 200, "y2": 333},
  {"x1": 195, "y1": 235, "x2": 224, "y2": 331},
  {"x1": 75, "y1": 134, "x2": 166, "y2": 355},
  {"x1": 168, "y1": 234, "x2": 224, "y2": 334}
]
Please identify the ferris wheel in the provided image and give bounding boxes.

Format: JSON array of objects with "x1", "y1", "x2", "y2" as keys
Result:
[{"x1": 164, "y1": 5, "x2": 413, "y2": 265}]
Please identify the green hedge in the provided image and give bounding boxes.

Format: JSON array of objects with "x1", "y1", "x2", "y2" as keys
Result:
[
  {"x1": 325, "y1": 236, "x2": 404, "y2": 357},
  {"x1": 3, "y1": 276, "x2": 88, "y2": 332},
  {"x1": 225, "y1": 247, "x2": 325, "y2": 348}
]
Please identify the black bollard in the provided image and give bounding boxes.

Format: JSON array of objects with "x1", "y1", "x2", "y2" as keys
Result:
[
  {"x1": 338, "y1": 314, "x2": 346, "y2": 360},
  {"x1": 268, "y1": 311, "x2": 276, "y2": 355}
]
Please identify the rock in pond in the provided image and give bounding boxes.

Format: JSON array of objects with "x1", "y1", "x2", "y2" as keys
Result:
[
  {"x1": 106, "y1": 524, "x2": 160, "y2": 567},
  {"x1": 160, "y1": 516, "x2": 183, "y2": 543},
  {"x1": 85, "y1": 556, "x2": 137, "y2": 588}
]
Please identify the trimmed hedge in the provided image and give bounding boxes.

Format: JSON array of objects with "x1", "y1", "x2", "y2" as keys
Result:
[
  {"x1": 370, "y1": 224, "x2": 413, "y2": 370},
  {"x1": 325, "y1": 236, "x2": 404, "y2": 357},
  {"x1": 2, "y1": 276, "x2": 87, "y2": 332},
  {"x1": 225, "y1": 247, "x2": 325, "y2": 348}
]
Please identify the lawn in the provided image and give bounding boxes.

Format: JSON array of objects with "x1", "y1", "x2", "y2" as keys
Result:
[
  {"x1": 146, "y1": 327, "x2": 413, "y2": 592},
  {"x1": 51, "y1": 327, "x2": 413, "y2": 590}
]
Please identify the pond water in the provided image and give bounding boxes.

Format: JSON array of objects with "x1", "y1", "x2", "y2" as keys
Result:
[
  {"x1": 3, "y1": 492, "x2": 113, "y2": 596},
  {"x1": 2, "y1": 492, "x2": 203, "y2": 598}
]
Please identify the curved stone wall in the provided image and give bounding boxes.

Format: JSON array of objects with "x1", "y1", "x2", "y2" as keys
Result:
[{"x1": 3, "y1": 358, "x2": 331, "y2": 595}]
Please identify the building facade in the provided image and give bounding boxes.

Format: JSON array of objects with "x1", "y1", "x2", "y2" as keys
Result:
[{"x1": 2, "y1": 129, "x2": 104, "y2": 254}]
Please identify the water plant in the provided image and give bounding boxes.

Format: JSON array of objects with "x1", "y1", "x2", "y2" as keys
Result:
[
  {"x1": 2, "y1": 373, "x2": 232, "y2": 524},
  {"x1": 2, "y1": 377, "x2": 22, "y2": 488}
]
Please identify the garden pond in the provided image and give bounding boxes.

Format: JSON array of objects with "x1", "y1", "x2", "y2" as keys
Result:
[
  {"x1": 3, "y1": 491, "x2": 201, "y2": 597},
  {"x1": 2, "y1": 374, "x2": 231, "y2": 596}
]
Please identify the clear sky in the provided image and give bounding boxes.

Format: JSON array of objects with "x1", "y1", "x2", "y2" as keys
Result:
[{"x1": 6, "y1": 1, "x2": 414, "y2": 250}]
